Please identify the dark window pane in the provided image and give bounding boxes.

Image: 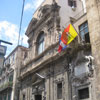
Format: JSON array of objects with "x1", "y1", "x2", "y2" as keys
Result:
[
  {"x1": 57, "y1": 83, "x2": 62, "y2": 99},
  {"x1": 37, "y1": 32, "x2": 44, "y2": 54},
  {"x1": 68, "y1": 0, "x2": 77, "y2": 7},
  {"x1": 78, "y1": 88, "x2": 89, "y2": 99},
  {"x1": 35, "y1": 95, "x2": 42, "y2": 100},
  {"x1": 0, "y1": 95, "x2": 2, "y2": 100},
  {"x1": 8, "y1": 92, "x2": 11, "y2": 100},
  {"x1": 85, "y1": 33, "x2": 90, "y2": 43},
  {"x1": 9, "y1": 75, "x2": 13, "y2": 82},
  {"x1": 4, "y1": 95, "x2": 7, "y2": 100},
  {"x1": 79, "y1": 22, "x2": 90, "y2": 43},
  {"x1": 23, "y1": 94, "x2": 25, "y2": 100}
]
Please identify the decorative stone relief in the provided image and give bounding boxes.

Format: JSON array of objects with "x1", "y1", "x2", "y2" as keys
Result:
[
  {"x1": 85, "y1": 55, "x2": 94, "y2": 77},
  {"x1": 54, "y1": 77, "x2": 64, "y2": 83},
  {"x1": 37, "y1": 5, "x2": 51, "y2": 19},
  {"x1": 71, "y1": 54, "x2": 94, "y2": 86}
]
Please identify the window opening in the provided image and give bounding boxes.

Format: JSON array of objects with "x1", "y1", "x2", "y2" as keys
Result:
[
  {"x1": 23, "y1": 94, "x2": 25, "y2": 100},
  {"x1": 78, "y1": 87, "x2": 89, "y2": 99},
  {"x1": 35, "y1": 95, "x2": 42, "y2": 100},
  {"x1": 57, "y1": 82, "x2": 62, "y2": 99},
  {"x1": 37, "y1": 32, "x2": 44, "y2": 54},
  {"x1": 79, "y1": 21, "x2": 90, "y2": 43},
  {"x1": 68, "y1": 0, "x2": 77, "y2": 7}
]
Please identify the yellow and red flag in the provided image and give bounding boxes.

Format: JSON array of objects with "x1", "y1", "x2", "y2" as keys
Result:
[{"x1": 58, "y1": 24, "x2": 78, "y2": 52}]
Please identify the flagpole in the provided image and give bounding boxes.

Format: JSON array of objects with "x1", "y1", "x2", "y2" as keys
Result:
[{"x1": 71, "y1": 24, "x2": 82, "y2": 42}]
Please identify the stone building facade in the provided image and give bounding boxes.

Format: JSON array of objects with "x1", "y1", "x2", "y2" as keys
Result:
[
  {"x1": 0, "y1": 46, "x2": 28, "y2": 100},
  {"x1": 85, "y1": 0, "x2": 100, "y2": 100},
  {"x1": 18, "y1": 0, "x2": 96, "y2": 100},
  {"x1": 2, "y1": 0, "x2": 100, "y2": 100}
]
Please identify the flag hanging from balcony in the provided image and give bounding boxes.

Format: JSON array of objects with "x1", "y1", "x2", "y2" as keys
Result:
[{"x1": 58, "y1": 24, "x2": 78, "y2": 52}]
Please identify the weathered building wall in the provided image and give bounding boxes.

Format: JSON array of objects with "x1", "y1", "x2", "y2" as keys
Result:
[
  {"x1": 33, "y1": 0, "x2": 83, "y2": 31},
  {"x1": 0, "y1": 46, "x2": 28, "y2": 100},
  {"x1": 19, "y1": 55, "x2": 70, "y2": 100},
  {"x1": 86, "y1": 0, "x2": 100, "y2": 100},
  {"x1": 57, "y1": 0, "x2": 83, "y2": 30},
  {"x1": 18, "y1": 0, "x2": 96, "y2": 100}
]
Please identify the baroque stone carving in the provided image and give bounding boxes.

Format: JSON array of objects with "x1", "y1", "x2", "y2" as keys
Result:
[{"x1": 71, "y1": 55, "x2": 94, "y2": 86}]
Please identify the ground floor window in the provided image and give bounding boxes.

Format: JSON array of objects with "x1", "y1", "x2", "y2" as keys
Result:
[
  {"x1": 4, "y1": 94, "x2": 7, "y2": 100},
  {"x1": 23, "y1": 94, "x2": 25, "y2": 100},
  {"x1": 35, "y1": 95, "x2": 42, "y2": 100},
  {"x1": 78, "y1": 87, "x2": 89, "y2": 99},
  {"x1": 0, "y1": 95, "x2": 2, "y2": 100},
  {"x1": 57, "y1": 82, "x2": 62, "y2": 99},
  {"x1": 8, "y1": 91, "x2": 11, "y2": 100}
]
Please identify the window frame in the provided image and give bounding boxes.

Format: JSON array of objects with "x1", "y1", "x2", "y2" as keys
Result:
[
  {"x1": 79, "y1": 21, "x2": 90, "y2": 43},
  {"x1": 78, "y1": 87, "x2": 89, "y2": 99},
  {"x1": 57, "y1": 82, "x2": 63, "y2": 99},
  {"x1": 8, "y1": 91, "x2": 11, "y2": 100},
  {"x1": 37, "y1": 32, "x2": 45, "y2": 55},
  {"x1": 23, "y1": 94, "x2": 25, "y2": 100},
  {"x1": 9, "y1": 74, "x2": 13, "y2": 82},
  {"x1": 68, "y1": 0, "x2": 77, "y2": 7}
]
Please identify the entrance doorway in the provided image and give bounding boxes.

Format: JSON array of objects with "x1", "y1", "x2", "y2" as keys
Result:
[{"x1": 35, "y1": 95, "x2": 42, "y2": 100}]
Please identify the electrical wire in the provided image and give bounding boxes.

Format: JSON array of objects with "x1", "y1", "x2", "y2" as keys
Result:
[{"x1": 18, "y1": 0, "x2": 25, "y2": 45}]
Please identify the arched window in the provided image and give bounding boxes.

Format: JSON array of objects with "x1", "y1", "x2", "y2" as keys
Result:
[{"x1": 37, "y1": 32, "x2": 44, "y2": 54}]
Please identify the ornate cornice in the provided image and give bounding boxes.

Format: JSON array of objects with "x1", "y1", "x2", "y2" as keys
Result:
[
  {"x1": 19, "y1": 43, "x2": 91, "y2": 80},
  {"x1": 26, "y1": 4, "x2": 60, "y2": 37}
]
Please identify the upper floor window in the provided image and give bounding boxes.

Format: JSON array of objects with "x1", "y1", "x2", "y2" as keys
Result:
[
  {"x1": 79, "y1": 21, "x2": 90, "y2": 43},
  {"x1": 68, "y1": 0, "x2": 77, "y2": 7},
  {"x1": 37, "y1": 32, "x2": 44, "y2": 55}
]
